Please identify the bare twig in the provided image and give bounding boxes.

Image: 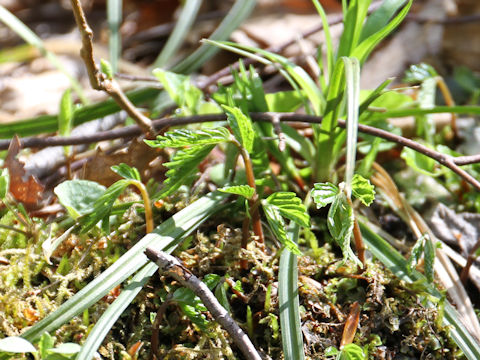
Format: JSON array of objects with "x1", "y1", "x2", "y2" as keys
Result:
[
  {"x1": 144, "y1": 248, "x2": 262, "y2": 360},
  {"x1": 70, "y1": 0, "x2": 155, "y2": 136},
  {"x1": 8, "y1": 112, "x2": 480, "y2": 191},
  {"x1": 460, "y1": 238, "x2": 480, "y2": 285}
]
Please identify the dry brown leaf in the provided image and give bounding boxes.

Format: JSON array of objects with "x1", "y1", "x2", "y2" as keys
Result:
[
  {"x1": 83, "y1": 138, "x2": 160, "y2": 187},
  {"x1": 4, "y1": 135, "x2": 44, "y2": 209}
]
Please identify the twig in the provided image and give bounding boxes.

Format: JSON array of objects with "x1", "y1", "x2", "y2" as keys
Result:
[
  {"x1": 69, "y1": 0, "x2": 155, "y2": 136},
  {"x1": 460, "y1": 238, "x2": 480, "y2": 285},
  {"x1": 144, "y1": 247, "x2": 262, "y2": 360},
  {"x1": 7, "y1": 112, "x2": 480, "y2": 191}
]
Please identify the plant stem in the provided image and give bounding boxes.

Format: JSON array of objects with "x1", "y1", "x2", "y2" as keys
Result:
[
  {"x1": 129, "y1": 180, "x2": 153, "y2": 233},
  {"x1": 346, "y1": 195, "x2": 365, "y2": 267},
  {"x1": 239, "y1": 146, "x2": 264, "y2": 244}
]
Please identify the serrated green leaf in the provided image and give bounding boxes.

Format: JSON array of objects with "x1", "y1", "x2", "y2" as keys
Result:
[
  {"x1": 311, "y1": 182, "x2": 339, "y2": 208},
  {"x1": 54, "y1": 180, "x2": 106, "y2": 219},
  {"x1": 263, "y1": 204, "x2": 301, "y2": 255},
  {"x1": 218, "y1": 185, "x2": 255, "y2": 200},
  {"x1": 0, "y1": 168, "x2": 9, "y2": 199},
  {"x1": 111, "y1": 163, "x2": 141, "y2": 181},
  {"x1": 351, "y1": 174, "x2": 375, "y2": 206},
  {"x1": 328, "y1": 193, "x2": 361, "y2": 266},
  {"x1": 222, "y1": 105, "x2": 254, "y2": 153},
  {"x1": 0, "y1": 337, "x2": 36, "y2": 353},
  {"x1": 156, "y1": 145, "x2": 215, "y2": 199},
  {"x1": 145, "y1": 127, "x2": 231, "y2": 148},
  {"x1": 266, "y1": 192, "x2": 310, "y2": 228},
  {"x1": 80, "y1": 180, "x2": 130, "y2": 233}
]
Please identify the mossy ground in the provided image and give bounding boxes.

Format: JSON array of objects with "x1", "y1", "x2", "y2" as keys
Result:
[{"x1": 0, "y1": 192, "x2": 462, "y2": 359}]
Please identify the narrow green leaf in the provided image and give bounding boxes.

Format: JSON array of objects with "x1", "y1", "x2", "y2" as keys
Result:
[
  {"x1": 152, "y1": 69, "x2": 202, "y2": 112},
  {"x1": 311, "y1": 182, "x2": 339, "y2": 208},
  {"x1": 351, "y1": 174, "x2": 375, "y2": 206},
  {"x1": 218, "y1": 185, "x2": 255, "y2": 200},
  {"x1": 279, "y1": 223, "x2": 305, "y2": 360},
  {"x1": 48, "y1": 343, "x2": 82, "y2": 354},
  {"x1": 0, "y1": 337, "x2": 36, "y2": 353},
  {"x1": 222, "y1": 105, "x2": 254, "y2": 153},
  {"x1": 266, "y1": 192, "x2": 310, "y2": 228},
  {"x1": 54, "y1": 180, "x2": 106, "y2": 219},
  {"x1": 424, "y1": 235, "x2": 435, "y2": 283},
  {"x1": 406, "y1": 235, "x2": 425, "y2": 275},
  {"x1": 100, "y1": 58, "x2": 114, "y2": 80},
  {"x1": 342, "y1": 56, "x2": 361, "y2": 198},
  {"x1": 58, "y1": 89, "x2": 73, "y2": 137},
  {"x1": 337, "y1": 0, "x2": 372, "y2": 58},
  {"x1": 312, "y1": 0, "x2": 334, "y2": 81},
  {"x1": 352, "y1": 0, "x2": 412, "y2": 64},
  {"x1": 263, "y1": 204, "x2": 301, "y2": 255},
  {"x1": 111, "y1": 163, "x2": 141, "y2": 181},
  {"x1": 80, "y1": 180, "x2": 130, "y2": 233},
  {"x1": 156, "y1": 145, "x2": 215, "y2": 199},
  {"x1": 107, "y1": 0, "x2": 122, "y2": 73},
  {"x1": 360, "y1": 0, "x2": 407, "y2": 41},
  {"x1": 145, "y1": 127, "x2": 231, "y2": 148},
  {"x1": 0, "y1": 168, "x2": 9, "y2": 199},
  {"x1": 172, "y1": 0, "x2": 256, "y2": 74},
  {"x1": 0, "y1": 87, "x2": 159, "y2": 139},
  {"x1": 153, "y1": 0, "x2": 202, "y2": 68}
]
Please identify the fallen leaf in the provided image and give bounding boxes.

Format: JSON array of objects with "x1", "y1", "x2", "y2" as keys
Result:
[
  {"x1": 83, "y1": 139, "x2": 161, "y2": 187},
  {"x1": 4, "y1": 135, "x2": 44, "y2": 209}
]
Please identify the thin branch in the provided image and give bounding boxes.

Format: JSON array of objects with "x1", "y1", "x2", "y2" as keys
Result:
[
  {"x1": 144, "y1": 248, "x2": 262, "y2": 360},
  {"x1": 70, "y1": 0, "x2": 155, "y2": 136},
  {"x1": 6, "y1": 112, "x2": 480, "y2": 191}
]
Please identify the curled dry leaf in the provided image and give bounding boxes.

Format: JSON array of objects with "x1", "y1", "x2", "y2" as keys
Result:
[{"x1": 4, "y1": 135, "x2": 44, "y2": 209}]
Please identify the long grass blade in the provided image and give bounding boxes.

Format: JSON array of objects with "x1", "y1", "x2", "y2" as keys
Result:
[
  {"x1": 0, "y1": 87, "x2": 159, "y2": 138},
  {"x1": 172, "y1": 0, "x2": 256, "y2": 74},
  {"x1": 279, "y1": 223, "x2": 305, "y2": 360},
  {"x1": 360, "y1": 0, "x2": 407, "y2": 41},
  {"x1": 76, "y1": 262, "x2": 157, "y2": 360},
  {"x1": 360, "y1": 221, "x2": 480, "y2": 360},
  {"x1": 311, "y1": 0, "x2": 334, "y2": 82},
  {"x1": 107, "y1": 0, "x2": 122, "y2": 73},
  {"x1": 0, "y1": 5, "x2": 87, "y2": 103},
  {"x1": 342, "y1": 57, "x2": 360, "y2": 197},
  {"x1": 153, "y1": 0, "x2": 203, "y2": 69},
  {"x1": 21, "y1": 191, "x2": 228, "y2": 341}
]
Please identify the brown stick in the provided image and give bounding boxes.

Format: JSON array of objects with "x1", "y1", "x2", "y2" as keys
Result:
[
  {"x1": 144, "y1": 248, "x2": 262, "y2": 360},
  {"x1": 8, "y1": 112, "x2": 480, "y2": 191},
  {"x1": 69, "y1": 0, "x2": 155, "y2": 136}
]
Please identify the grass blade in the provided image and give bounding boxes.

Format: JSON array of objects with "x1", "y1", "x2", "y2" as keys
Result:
[
  {"x1": 107, "y1": 0, "x2": 122, "y2": 73},
  {"x1": 76, "y1": 262, "x2": 157, "y2": 360},
  {"x1": 279, "y1": 224, "x2": 304, "y2": 359},
  {"x1": 311, "y1": 0, "x2": 334, "y2": 82},
  {"x1": 360, "y1": 0, "x2": 407, "y2": 41},
  {"x1": 172, "y1": 0, "x2": 256, "y2": 74},
  {"x1": 153, "y1": 0, "x2": 203, "y2": 69},
  {"x1": 0, "y1": 5, "x2": 87, "y2": 103},
  {"x1": 279, "y1": 223, "x2": 305, "y2": 360},
  {"x1": 342, "y1": 57, "x2": 360, "y2": 197},
  {"x1": 353, "y1": 0, "x2": 412, "y2": 64},
  {"x1": 21, "y1": 191, "x2": 228, "y2": 341},
  {"x1": 0, "y1": 87, "x2": 159, "y2": 138},
  {"x1": 360, "y1": 221, "x2": 480, "y2": 360}
]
